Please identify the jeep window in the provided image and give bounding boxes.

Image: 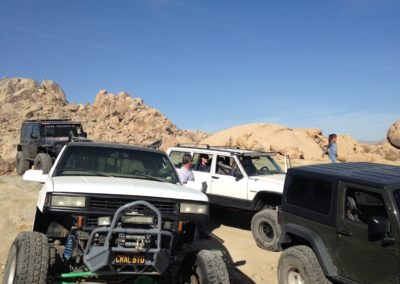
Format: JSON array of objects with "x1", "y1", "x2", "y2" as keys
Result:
[
  {"x1": 192, "y1": 153, "x2": 212, "y2": 172},
  {"x1": 286, "y1": 178, "x2": 333, "y2": 215},
  {"x1": 55, "y1": 146, "x2": 179, "y2": 184},
  {"x1": 169, "y1": 151, "x2": 190, "y2": 168},
  {"x1": 40, "y1": 124, "x2": 82, "y2": 137},
  {"x1": 239, "y1": 155, "x2": 283, "y2": 176},
  {"x1": 216, "y1": 156, "x2": 240, "y2": 176},
  {"x1": 345, "y1": 188, "x2": 388, "y2": 224}
]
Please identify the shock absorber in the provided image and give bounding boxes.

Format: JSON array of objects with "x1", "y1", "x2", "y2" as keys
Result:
[{"x1": 63, "y1": 232, "x2": 77, "y2": 261}]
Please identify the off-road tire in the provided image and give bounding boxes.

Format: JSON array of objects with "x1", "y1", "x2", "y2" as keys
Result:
[
  {"x1": 251, "y1": 208, "x2": 280, "y2": 251},
  {"x1": 195, "y1": 250, "x2": 229, "y2": 284},
  {"x1": 16, "y1": 151, "x2": 30, "y2": 175},
  {"x1": 2, "y1": 232, "x2": 49, "y2": 284},
  {"x1": 33, "y1": 153, "x2": 52, "y2": 174},
  {"x1": 278, "y1": 245, "x2": 331, "y2": 284}
]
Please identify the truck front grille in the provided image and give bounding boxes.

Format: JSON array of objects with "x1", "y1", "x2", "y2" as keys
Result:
[{"x1": 89, "y1": 197, "x2": 178, "y2": 213}]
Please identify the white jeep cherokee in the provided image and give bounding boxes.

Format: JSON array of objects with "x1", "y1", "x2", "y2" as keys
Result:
[
  {"x1": 167, "y1": 145, "x2": 288, "y2": 251},
  {"x1": 3, "y1": 141, "x2": 228, "y2": 284}
]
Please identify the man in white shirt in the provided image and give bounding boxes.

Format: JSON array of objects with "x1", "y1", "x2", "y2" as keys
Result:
[{"x1": 178, "y1": 154, "x2": 194, "y2": 184}]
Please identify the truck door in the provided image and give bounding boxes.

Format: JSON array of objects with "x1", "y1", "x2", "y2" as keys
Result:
[
  {"x1": 210, "y1": 155, "x2": 248, "y2": 204},
  {"x1": 335, "y1": 184, "x2": 398, "y2": 283}
]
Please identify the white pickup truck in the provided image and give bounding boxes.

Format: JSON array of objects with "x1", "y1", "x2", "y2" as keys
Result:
[
  {"x1": 3, "y1": 141, "x2": 228, "y2": 284},
  {"x1": 167, "y1": 145, "x2": 288, "y2": 251}
]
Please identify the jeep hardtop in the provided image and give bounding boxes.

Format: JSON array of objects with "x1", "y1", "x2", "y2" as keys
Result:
[
  {"x1": 278, "y1": 162, "x2": 400, "y2": 284},
  {"x1": 4, "y1": 141, "x2": 228, "y2": 284},
  {"x1": 167, "y1": 145, "x2": 290, "y2": 251},
  {"x1": 16, "y1": 119, "x2": 87, "y2": 175}
]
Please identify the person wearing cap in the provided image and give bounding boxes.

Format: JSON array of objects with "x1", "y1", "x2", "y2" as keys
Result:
[
  {"x1": 197, "y1": 154, "x2": 210, "y2": 172},
  {"x1": 178, "y1": 154, "x2": 195, "y2": 184}
]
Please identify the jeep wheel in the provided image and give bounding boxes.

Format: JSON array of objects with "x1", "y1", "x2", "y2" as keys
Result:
[
  {"x1": 16, "y1": 151, "x2": 30, "y2": 175},
  {"x1": 184, "y1": 250, "x2": 229, "y2": 284},
  {"x1": 34, "y1": 153, "x2": 52, "y2": 174},
  {"x1": 278, "y1": 245, "x2": 331, "y2": 284},
  {"x1": 251, "y1": 208, "x2": 280, "y2": 251},
  {"x1": 2, "y1": 232, "x2": 49, "y2": 284}
]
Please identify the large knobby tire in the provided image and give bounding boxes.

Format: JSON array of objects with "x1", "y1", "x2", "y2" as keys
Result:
[
  {"x1": 2, "y1": 232, "x2": 49, "y2": 284},
  {"x1": 33, "y1": 153, "x2": 52, "y2": 174},
  {"x1": 278, "y1": 245, "x2": 331, "y2": 284},
  {"x1": 251, "y1": 208, "x2": 281, "y2": 251},
  {"x1": 16, "y1": 151, "x2": 30, "y2": 175},
  {"x1": 193, "y1": 250, "x2": 229, "y2": 284}
]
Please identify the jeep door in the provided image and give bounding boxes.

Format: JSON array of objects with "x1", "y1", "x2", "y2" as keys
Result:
[
  {"x1": 209, "y1": 155, "x2": 248, "y2": 205},
  {"x1": 335, "y1": 184, "x2": 398, "y2": 283}
]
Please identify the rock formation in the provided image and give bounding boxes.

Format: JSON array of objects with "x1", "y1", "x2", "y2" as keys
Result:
[
  {"x1": 0, "y1": 77, "x2": 398, "y2": 174},
  {"x1": 388, "y1": 120, "x2": 400, "y2": 149}
]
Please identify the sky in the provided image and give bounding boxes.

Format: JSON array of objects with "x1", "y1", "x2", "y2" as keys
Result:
[{"x1": 0, "y1": 0, "x2": 399, "y2": 141}]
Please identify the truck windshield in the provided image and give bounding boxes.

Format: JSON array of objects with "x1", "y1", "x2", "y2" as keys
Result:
[
  {"x1": 239, "y1": 155, "x2": 283, "y2": 176},
  {"x1": 55, "y1": 146, "x2": 179, "y2": 184},
  {"x1": 41, "y1": 124, "x2": 82, "y2": 137}
]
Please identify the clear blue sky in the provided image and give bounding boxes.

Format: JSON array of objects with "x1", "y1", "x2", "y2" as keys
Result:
[{"x1": 1, "y1": 0, "x2": 399, "y2": 141}]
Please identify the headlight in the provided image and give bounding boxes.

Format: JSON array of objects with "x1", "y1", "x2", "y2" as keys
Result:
[
  {"x1": 51, "y1": 196, "x2": 86, "y2": 208},
  {"x1": 180, "y1": 203, "x2": 208, "y2": 214},
  {"x1": 121, "y1": 215, "x2": 154, "y2": 225}
]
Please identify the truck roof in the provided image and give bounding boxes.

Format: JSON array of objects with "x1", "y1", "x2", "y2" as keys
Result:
[
  {"x1": 23, "y1": 119, "x2": 82, "y2": 125},
  {"x1": 289, "y1": 162, "x2": 400, "y2": 189},
  {"x1": 168, "y1": 145, "x2": 277, "y2": 156},
  {"x1": 67, "y1": 141, "x2": 164, "y2": 155}
]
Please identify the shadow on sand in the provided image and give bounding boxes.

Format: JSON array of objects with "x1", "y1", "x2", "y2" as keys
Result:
[{"x1": 194, "y1": 206, "x2": 256, "y2": 284}]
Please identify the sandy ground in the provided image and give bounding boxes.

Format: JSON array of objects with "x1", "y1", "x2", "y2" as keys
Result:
[{"x1": 0, "y1": 175, "x2": 279, "y2": 283}]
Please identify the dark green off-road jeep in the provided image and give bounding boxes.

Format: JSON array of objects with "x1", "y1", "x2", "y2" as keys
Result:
[
  {"x1": 16, "y1": 119, "x2": 86, "y2": 175},
  {"x1": 278, "y1": 163, "x2": 400, "y2": 284}
]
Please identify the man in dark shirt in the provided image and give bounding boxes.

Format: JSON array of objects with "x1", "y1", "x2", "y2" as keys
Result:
[{"x1": 197, "y1": 154, "x2": 210, "y2": 172}]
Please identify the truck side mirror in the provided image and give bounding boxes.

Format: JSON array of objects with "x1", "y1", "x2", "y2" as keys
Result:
[
  {"x1": 82, "y1": 131, "x2": 88, "y2": 138},
  {"x1": 368, "y1": 216, "x2": 390, "y2": 235},
  {"x1": 368, "y1": 217, "x2": 395, "y2": 245},
  {"x1": 234, "y1": 170, "x2": 243, "y2": 181}
]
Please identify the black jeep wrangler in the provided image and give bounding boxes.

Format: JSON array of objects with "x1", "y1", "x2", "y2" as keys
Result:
[
  {"x1": 16, "y1": 119, "x2": 86, "y2": 175},
  {"x1": 278, "y1": 163, "x2": 400, "y2": 284}
]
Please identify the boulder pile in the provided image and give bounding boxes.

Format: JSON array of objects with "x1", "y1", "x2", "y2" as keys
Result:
[{"x1": 0, "y1": 77, "x2": 398, "y2": 174}]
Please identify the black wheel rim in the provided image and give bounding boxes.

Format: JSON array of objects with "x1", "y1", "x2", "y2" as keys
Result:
[{"x1": 259, "y1": 221, "x2": 274, "y2": 241}]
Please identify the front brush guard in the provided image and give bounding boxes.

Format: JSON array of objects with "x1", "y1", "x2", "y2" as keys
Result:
[{"x1": 83, "y1": 200, "x2": 173, "y2": 275}]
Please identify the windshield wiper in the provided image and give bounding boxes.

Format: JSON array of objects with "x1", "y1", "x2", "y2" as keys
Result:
[
  {"x1": 59, "y1": 168, "x2": 114, "y2": 177},
  {"x1": 131, "y1": 172, "x2": 170, "y2": 183}
]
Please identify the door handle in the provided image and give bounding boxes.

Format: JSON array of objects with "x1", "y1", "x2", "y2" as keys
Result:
[
  {"x1": 337, "y1": 228, "x2": 352, "y2": 237},
  {"x1": 211, "y1": 176, "x2": 219, "y2": 179}
]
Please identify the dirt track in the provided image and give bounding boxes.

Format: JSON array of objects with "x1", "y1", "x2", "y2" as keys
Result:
[{"x1": 0, "y1": 175, "x2": 279, "y2": 283}]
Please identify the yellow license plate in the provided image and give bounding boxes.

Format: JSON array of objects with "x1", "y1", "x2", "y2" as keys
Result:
[{"x1": 114, "y1": 255, "x2": 146, "y2": 265}]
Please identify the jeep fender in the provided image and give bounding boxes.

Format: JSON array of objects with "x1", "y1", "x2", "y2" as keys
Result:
[
  {"x1": 280, "y1": 223, "x2": 337, "y2": 277},
  {"x1": 251, "y1": 191, "x2": 282, "y2": 210}
]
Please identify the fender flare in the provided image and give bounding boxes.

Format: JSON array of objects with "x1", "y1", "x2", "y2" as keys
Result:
[{"x1": 280, "y1": 223, "x2": 338, "y2": 277}]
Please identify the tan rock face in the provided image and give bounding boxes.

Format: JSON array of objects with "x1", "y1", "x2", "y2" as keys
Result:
[
  {"x1": 0, "y1": 77, "x2": 398, "y2": 174},
  {"x1": 388, "y1": 120, "x2": 400, "y2": 149},
  {"x1": 0, "y1": 78, "x2": 206, "y2": 174}
]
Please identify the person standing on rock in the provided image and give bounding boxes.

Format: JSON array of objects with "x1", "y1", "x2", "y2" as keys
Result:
[
  {"x1": 178, "y1": 154, "x2": 195, "y2": 184},
  {"x1": 327, "y1": 134, "x2": 338, "y2": 163}
]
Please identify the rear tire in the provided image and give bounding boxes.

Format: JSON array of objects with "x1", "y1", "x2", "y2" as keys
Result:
[
  {"x1": 278, "y1": 245, "x2": 331, "y2": 284},
  {"x1": 16, "y1": 151, "x2": 29, "y2": 175},
  {"x1": 2, "y1": 232, "x2": 49, "y2": 284},
  {"x1": 33, "y1": 153, "x2": 52, "y2": 174},
  {"x1": 251, "y1": 208, "x2": 280, "y2": 251}
]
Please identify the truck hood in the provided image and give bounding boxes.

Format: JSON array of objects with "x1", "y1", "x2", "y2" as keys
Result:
[
  {"x1": 249, "y1": 174, "x2": 286, "y2": 184},
  {"x1": 248, "y1": 174, "x2": 286, "y2": 194},
  {"x1": 50, "y1": 176, "x2": 208, "y2": 202}
]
